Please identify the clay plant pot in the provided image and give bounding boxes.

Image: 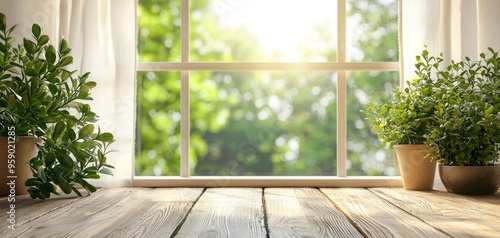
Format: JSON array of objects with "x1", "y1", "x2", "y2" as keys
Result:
[
  {"x1": 439, "y1": 164, "x2": 500, "y2": 195},
  {"x1": 394, "y1": 144, "x2": 436, "y2": 191},
  {"x1": 0, "y1": 136, "x2": 40, "y2": 195}
]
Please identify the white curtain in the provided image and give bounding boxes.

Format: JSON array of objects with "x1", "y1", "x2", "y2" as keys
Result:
[
  {"x1": 400, "y1": 0, "x2": 500, "y2": 188},
  {"x1": 0, "y1": 0, "x2": 136, "y2": 187},
  {"x1": 400, "y1": 0, "x2": 500, "y2": 81}
]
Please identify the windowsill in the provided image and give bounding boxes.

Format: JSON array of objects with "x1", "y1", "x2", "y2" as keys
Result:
[{"x1": 132, "y1": 176, "x2": 403, "y2": 187}]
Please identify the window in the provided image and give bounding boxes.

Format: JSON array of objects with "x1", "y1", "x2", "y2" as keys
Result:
[{"x1": 135, "y1": 0, "x2": 401, "y2": 186}]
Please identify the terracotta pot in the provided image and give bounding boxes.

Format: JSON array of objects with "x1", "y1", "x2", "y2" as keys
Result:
[
  {"x1": 394, "y1": 144, "x2": 436, "y2": 190},
  {"x1": 0, "y1": 136, "x2": 39, "y2": 195},
  {"x1": 439, "y1": 164, "x2": 500, "y2": 195}
]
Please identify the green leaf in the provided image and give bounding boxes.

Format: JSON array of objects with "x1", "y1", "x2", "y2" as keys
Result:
[
  {"x1": 45, "y1": 50, "x2": 56, "y2": 64},
  {"x1": 68, "y1": 128, "x2": 77, "y2": 141},
  {"x1": 52, "y1": 121, "x2": 66, "y2": 141},
  {"x1": 103, "y1": 163, "x2": 115, "y2": 169},
  {"x1": 23, "y1": 38, "x2": 36, "y2": 54},
  {"x1": 0, "y1": 13, "x2": 6, "y2": 31},
  {"x1": 59, "y1": 182, "x2": 73, "y2": 194},
  {"x1": 38, "y1": 167, "x2": 47, "y2": 183},
  {"x1": 58, "y1": 56, "x2": 73, "y2": 67},
  {"x1": 99, "y1": 167, "x2": 113, "y2": 176},
  {"x1": 77, "y1": 177, "x2": 97, "y2": 193},
  {"x1": 77, "y1": 85, "x2": 90, "y2": 99},
  {"x1": 96, "y1": 132, "x2": 114, "y2": 142},
  {"x1": 25, "y1": 178, "x2": 43, "y2": 187},
  {"x1": 28, "y1": 189, "x2": 38, "y2": 199},
  {"x1": 72, "y1": 187, "x2": 83, "y2": 197},
  {"x1": 39, "y1": 189, "x2": 51, "y2": 199},
  {"x1": 85, "y1": 81, "x2": 97, "y2": 88},
  {"x1": 45, "y1": 152, "x2": 56, "y2": 167},
  {"x1": 38, "y1": 35, "x2": 49, "y2": 45},
  {"x1": 51, "y1": 174, "x2": 64, "y2": 184},
  {"x1": 98, "y1": 150, "x2": 105, "y2": 164},
  {"x1": 69, "y1": 144, "x2": 89, "y2": 163},
  {"x1": 32, "y1": 24, "x2": 41, "y2": 38},
  {"x1": 30, "y1": 157, "x2": 44, "y2": 168},
  {"x1": 82, "y1": 104, "x2": 91, "y2": 114},
  {"x1": 56, "y1": 165, "x2": 73, "y2": 179},
  {"x1": 47, "y1": 100, "x2": 61, "y2": 113},
  {"x1": 85, "y1": 173, "x2": 100, "y2": 179},
  {"x1": 79, "y1": 124, "x2": 94, "y2": 138},
  {"x1": 61, "y1": 70, "x2": 73, "y2": 80},
  {"x1": 83, "y1": 167, "x2": 98, "y2": 173},
  {"x1": 56, "y1": 151, "x2": 75, "y2": 168},
  {"x1": 25, "y1": 67, "x2": 38, "y2": 77},
  {"x1": 84, "y1": 181, "x2": 97, "y2": 193},
  {"x1": 59, "y1": 38, "x2": 69, "y2": 53},
  {"x1": 67, "y1": 101, "x2": 84, "y2": 109},
  {"x1": 42, "y1": 183, "x2": 56, "y2": 192},
  {"x1": 46, "y1": 44, "x2": 56, "y2": 53},
  {"x1": 79, "y1": 141, "x2": 91, "y2": 149}
]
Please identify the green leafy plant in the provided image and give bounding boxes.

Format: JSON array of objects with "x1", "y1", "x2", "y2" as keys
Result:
[
  {"x1": 425, "y1": 48, "x2": 500, "y2": 166},
  {"x1": 364, "y1": 49, "x2": 439, "y2": 148},
  {"x1": 0, "y1": 13, "x2": 114, "y2": 199}
]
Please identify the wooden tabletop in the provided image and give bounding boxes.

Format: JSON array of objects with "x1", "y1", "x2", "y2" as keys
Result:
[{"x1": 1, "y1": 187, "x2": 499, "y2": 237}]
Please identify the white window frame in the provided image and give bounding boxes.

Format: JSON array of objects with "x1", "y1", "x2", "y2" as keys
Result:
[{"x1": 133, "y1": 0, "x2": 402, "y2": 187}]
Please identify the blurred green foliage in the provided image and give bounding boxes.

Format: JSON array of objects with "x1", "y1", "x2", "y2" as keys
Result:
[{"x1": 136, "y1": 0, "x2": 399, "y2": 176}]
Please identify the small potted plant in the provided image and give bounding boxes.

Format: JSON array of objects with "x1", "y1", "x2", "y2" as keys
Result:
[
  {"x1": 0, "y1": 13, "x2": 115, "y2": 199},
  {"x1": 425, "y1": 48, "x2": 500, "y2": 195},
  {"x1": 364, "y1": 49, "x2": 439, "y2": 190}
]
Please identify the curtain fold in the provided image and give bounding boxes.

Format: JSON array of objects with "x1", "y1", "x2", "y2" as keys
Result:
[
  {"x1": 0, "y1": 0, "x2": 136, "y2": 187},
  {"x1": 400, "y1": 0, "x2": 500, "y2": 188},
  {"x1": 401, "y1": 0, "x2": 500, "y2": 81}
]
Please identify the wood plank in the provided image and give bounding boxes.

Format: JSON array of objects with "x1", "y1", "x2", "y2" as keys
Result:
[
  {"x1": 174, "y1": 188, "x2": 267, "y2": 238},
  {"x1": 265, "y1": 188, "x2": 363, "y2": 238},
  {"x1": 370, "y1": 188, "x2": 500, "y2": 238},
  {"x1": 6, "y1": 188, "x2": 204, "y2": 238},
  {"x1": 321, "y1": 188, "x2": 449, "y2": 238},
  {"x1": 101, "y1": 188, "x2": 203, "y2": 237},
  {"x1": 0, "y1": 189, "x2": 87, "y2": 234},
  {"x1": 3, "y1": 188, "x2": 151, "y2": 237}
]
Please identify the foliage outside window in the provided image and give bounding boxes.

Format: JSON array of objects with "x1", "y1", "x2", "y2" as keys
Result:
[{"x1": 136, "y1": 0, "x2": 399, "y2": 177}]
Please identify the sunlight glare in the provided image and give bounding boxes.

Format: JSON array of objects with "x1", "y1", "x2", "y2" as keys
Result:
[{"x1": 211, "y1": 0, "x2": 337, "y2": 61}]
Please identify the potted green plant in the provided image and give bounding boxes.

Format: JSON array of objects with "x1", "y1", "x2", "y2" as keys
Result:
[
  {"x1": 0, "y1": 13, "x2": 115, "y2": 199},
  {"x1": 425, "y1": 48, "x2": 500, "y2": 195},
  {"x1": 364, "y1": 49, "x2": 439, "y2": 190}
]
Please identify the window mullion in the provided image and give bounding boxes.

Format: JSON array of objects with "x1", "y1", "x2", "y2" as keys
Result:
[
  {"x1": 137, "y1": 62, "x2": 400, "y2": 71},
  {"x1": 337, "y1": 0, "x2": 347, "y2": 177},
  {"x1": 180, "y1": 0, "x2": 190, "y2": 177}
]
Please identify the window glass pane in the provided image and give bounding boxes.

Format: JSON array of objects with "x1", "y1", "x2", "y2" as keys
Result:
[
  {"x1": 138, "y1": 0, "x2": 181, "y2": 62},
  {"x1": 190, "y1": 71, "x2": 337, "y2": 175},
  {"x1": 191, "y1": 0, "x2": 338, "y2": 62},
  {"x1": 135, "y1": 71, "x2": 181, "y2": 175},
  {"x1": 136, "y1": 0, "x2": 401, "y2": 178},
  {"x1": 346, "y1": 0, "x2": 399, "y2": 62},
  {"x1": 346, "y1": 71, "x2": 399, "y2": 176}
]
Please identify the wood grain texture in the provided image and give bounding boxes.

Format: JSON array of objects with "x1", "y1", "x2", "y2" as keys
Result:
[
  {"x1": 4, "y1": 188, "x2": 204, "y2": 238},
  {"x1": 370, "y1": 188, "x2": 500, "y2": 238},
  {"x1": 265, "y1": 188, "x2": 363, "y2": 238},
  {"x1": 4, "y1": 187, "x2": 499, "y2": 237},
  {"x1": 101, "y1": 188, "x2": 203, "y2": 238},
  {"x1": 3, "y1": 188, "x2": 151, "y2": 238},
  {"x1": 321, "y1": 188, "x2": 450, "y2": 238},
  {"x1": 174, "y1": 188, "x2": 266, "y2": 238},
  {"x1": 0, "y1": 189, "x2": 87, "y2": 234}
]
